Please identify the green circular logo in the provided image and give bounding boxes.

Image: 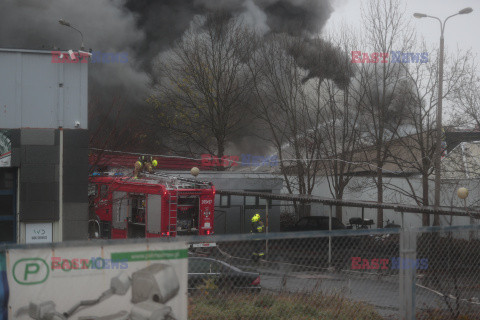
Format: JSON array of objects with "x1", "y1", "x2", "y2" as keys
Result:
[{"x1": 12, "y1": 258, "x2": 49, "y2": 285}]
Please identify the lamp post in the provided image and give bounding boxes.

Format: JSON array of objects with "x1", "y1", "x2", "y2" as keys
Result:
[
  {"x1": 414, "y1": 8, "x2": 473, "y2": 225},
  {"x1": 190, "y1": 166, "x2": 199, "y2": 188},
  {"x1": 457, "y1": 187, "x2": 473, "y2": 238},
  {"x1": 58, "y1": 18, "x2": 85, "y2": 50}
]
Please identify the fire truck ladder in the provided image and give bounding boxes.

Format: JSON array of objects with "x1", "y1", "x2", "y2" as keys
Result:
[
  {"x1": 147, "y1": 172, "x2": 212, "y2": 187},
  {"x1": 168, "y1": 186, "x2": 178, "y2": 236}
]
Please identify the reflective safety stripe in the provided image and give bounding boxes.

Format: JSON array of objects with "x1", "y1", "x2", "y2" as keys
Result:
[{"x1": 257, "y1": 227, "x2": 263, "y2": 232}]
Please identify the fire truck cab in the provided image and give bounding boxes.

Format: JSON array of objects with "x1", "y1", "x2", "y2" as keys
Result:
[{"x1": 89, "y1": 172, "x2": 215, "y2": 239}]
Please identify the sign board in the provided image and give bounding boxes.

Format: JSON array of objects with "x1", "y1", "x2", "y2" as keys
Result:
[
  {"x1": 6, "y1": 241, "x2": 188, "y2": 319},
  {"x1": 0, "y1": 130, "x2": 11, "y2": 168},
  {"x1": 191, "y1": 242, "x2": 217, "y2": 248},
  {"x1": 25, "y1": 223, "x2": 52, "y2": 244}
]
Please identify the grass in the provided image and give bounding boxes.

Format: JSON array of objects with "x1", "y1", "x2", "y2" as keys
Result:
[{"x1": 188, "y1": 291, "x2": 383, "y2": 320}]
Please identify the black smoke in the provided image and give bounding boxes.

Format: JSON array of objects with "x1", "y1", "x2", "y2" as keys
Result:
[{"x1": 0, "y1": 0, "x2": 339, "y2": 153}]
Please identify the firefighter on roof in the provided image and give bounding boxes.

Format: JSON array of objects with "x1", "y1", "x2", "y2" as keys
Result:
[
  {"x1": 133, "y1": 155, "x2": 158, "y2": 179},
  {"x1": 251, "y1": 213, "x2": 265, "y2": 262}
]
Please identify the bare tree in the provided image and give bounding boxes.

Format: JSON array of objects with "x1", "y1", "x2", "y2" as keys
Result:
[
  {"x1": 248, "y1": 34, "x2": 326, "y2": 218},
  {"x1": 384, "y1": 45, "x2": 472, "y2": 225},
  {"x1": 89, "y1": 96, "x2": 145, "y2": 173},
  {"x1": 450, "y1": 56, "x2": 480, "y2": 128},
  {"x1": 314, "y1": 29, "x2": 362, "y2": 221},
  {"x1": 150, "y1": 12, "x2": 257, "y2": 167},
  {"x1": 350, "y1": 0, "x2": 415, "y2": 227}
]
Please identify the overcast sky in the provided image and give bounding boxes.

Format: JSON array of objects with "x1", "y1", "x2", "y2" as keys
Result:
[{"x1": 325, "y1": 0, "x2": 478, "y2": 56}]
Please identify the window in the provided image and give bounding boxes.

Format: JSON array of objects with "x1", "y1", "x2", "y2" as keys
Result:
[
  {"x1": 88, "y1": 184, "x2": 97, "y2": 197},
  {"x1": 189, "y1": 258, "x2": 220, "y2": 273},
  {"x1": 258, "y1": 197, "x2": 268, "y2": 206},
  {"x1": 189, "y1": 259, "x2": 211, "y2": 273},
  {"x1": 100, "y1": 185, "x2": 109, "y2": 199},
  {"x1": 245, "y1": 196, "x2": 256, "y2": 206},
  {"x1": 0, "y1": 221, "x2": 14, "y2": 242},
  {"x1": 130, "y1": 194, "x2": 146, "y2": 224},
  {"x1": 244, "y1": 190, "x2": 272, "y2": 208},
  {"x1": 0, "y1": 195, "x2": 13, "y2": 216},
  {"x1": 219, "y1": 194, "x2": 230, "y2": 207}
]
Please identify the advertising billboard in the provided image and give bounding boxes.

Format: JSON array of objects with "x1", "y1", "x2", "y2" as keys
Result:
[
  {"x1": 0, "y1": 130, "x2": 10, "y2": 168},
  {"x1": 5, "y1": 241, "x2": 187, "y2": 320}
]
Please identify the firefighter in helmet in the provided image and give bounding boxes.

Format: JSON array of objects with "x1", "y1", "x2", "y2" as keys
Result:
[
  {"x1": 133, "y1": 155, "x2": 158, "y2": 179},
  {"x1": 251, "y1": 213, "x2": 265, "y2": 261}
]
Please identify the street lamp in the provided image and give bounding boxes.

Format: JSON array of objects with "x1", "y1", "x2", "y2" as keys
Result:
[
  {"x1": 191, "y1": 166, "x2": 199, "y2": 188},
  {"x1": 58, "y1": 18, "x2": 85, "y2": 50},
  {"x1": 457, "y1": 187, "x2": 474, "y2": 238},
  {"x1": 414, "y1": 8, "x2": 473, "y2": 225}
]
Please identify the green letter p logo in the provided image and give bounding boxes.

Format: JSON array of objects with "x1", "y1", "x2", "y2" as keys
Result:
[
  {"x1": 13, "y1": 258, "x2": 49, "y2": 285},
  {"x1": 24, "y1": 263, "x2": 40, "y2": 280}
]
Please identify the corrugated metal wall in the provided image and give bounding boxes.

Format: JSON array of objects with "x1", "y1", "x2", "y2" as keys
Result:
[{"x1": 0, "y1": 49, "x2": 87, "y2": 129}]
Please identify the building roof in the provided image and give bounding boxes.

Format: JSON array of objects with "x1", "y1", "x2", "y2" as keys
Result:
[
  {"x1": 0, "y1": 48, "x2": 54, "y2": 54},
  {"x1": 89, "y1": 152, "x2": 213, "y2": 171},
  {"x1": 442, "y1": 141, "x2": 480, "y2": 179},
  {"x1": 445, "y1": 130, "x2": 480, "y2": 153}
]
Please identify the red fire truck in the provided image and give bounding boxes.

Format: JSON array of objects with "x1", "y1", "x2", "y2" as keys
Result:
[{"x1": 89, "y1": 171, "x2": 215, "y2": 239}]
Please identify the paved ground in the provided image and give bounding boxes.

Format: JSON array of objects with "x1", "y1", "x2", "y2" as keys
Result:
[
  {"x1": 199, "y1": 240, "x2": 480, "y2": 319},
  {"x1": 221, "y1": 254, "x2": 462, "y2": 319}
]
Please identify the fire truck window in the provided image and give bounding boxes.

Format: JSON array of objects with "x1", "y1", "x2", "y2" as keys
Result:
[
  {"x1": 112, "y1": 192, "x2": 128, "y2": 229},
  {"x1": 130, "y1": 194, "x2": 146, "y2": 224},
  {"x1": 100, "y1": 185, "x2": 108, "y2": 199},
  {"x1": 88, "y1": 184, "x2": 97, "y2": 197},
  {"x1": 178, "y1": 197, "x2": 197, "y2": 205}
]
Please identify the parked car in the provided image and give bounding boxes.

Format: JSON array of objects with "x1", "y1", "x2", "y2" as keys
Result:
[
  {"x1": 188, "y1": 257, "x2": 261, "y2": 292},
  {"x1": 273, "y1": 216, "x2": 359, "y2": 267}
]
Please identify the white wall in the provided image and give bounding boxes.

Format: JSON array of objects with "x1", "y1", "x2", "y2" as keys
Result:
[{"x1": 282, "y1": 175, "x2": 480, "y2": 228}]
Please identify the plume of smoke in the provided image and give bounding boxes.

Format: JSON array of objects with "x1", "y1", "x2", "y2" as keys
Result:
[
  {"x1": 287, "y1": 37, "x2": 354, "y2": 88},
  {"x1": 125, "y1": 0, "x2": 334, "y2": 69},
  {"x1": 0, "y1": 0, "x2": 339, "y2": 155},
  {"x1": 0, "y1": 0, "x2": 150, "y2": 112}
]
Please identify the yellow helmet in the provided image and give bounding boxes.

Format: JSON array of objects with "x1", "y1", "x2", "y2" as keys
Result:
[
  {"x1": 251, "y1": 214, "x2": 261, "y2": 222},
  {"x1": 152, "y1": 159, "x2": 158, "y2": 167}
]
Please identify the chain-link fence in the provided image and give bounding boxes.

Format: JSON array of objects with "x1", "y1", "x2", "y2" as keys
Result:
[
  {"x1": 415, "y1": 226, "x2": 480, "y2": 319},
  {"x1": 187, "y1": 225, "x2": 480, "y2": 320},
  {"x1": 3, "y1": 224, "x2": 480, "y2": 319}
]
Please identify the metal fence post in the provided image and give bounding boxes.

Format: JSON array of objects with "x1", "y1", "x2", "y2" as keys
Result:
[
  {"x1": 328, "y1": 205, "x2": 332, "y2": 268},
  {"x1": 266, "y1": 200, "x2": 269, "y2": 257},
  {"x1": 399, "y1": 228, "x2": 417, "y2": 320}
]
